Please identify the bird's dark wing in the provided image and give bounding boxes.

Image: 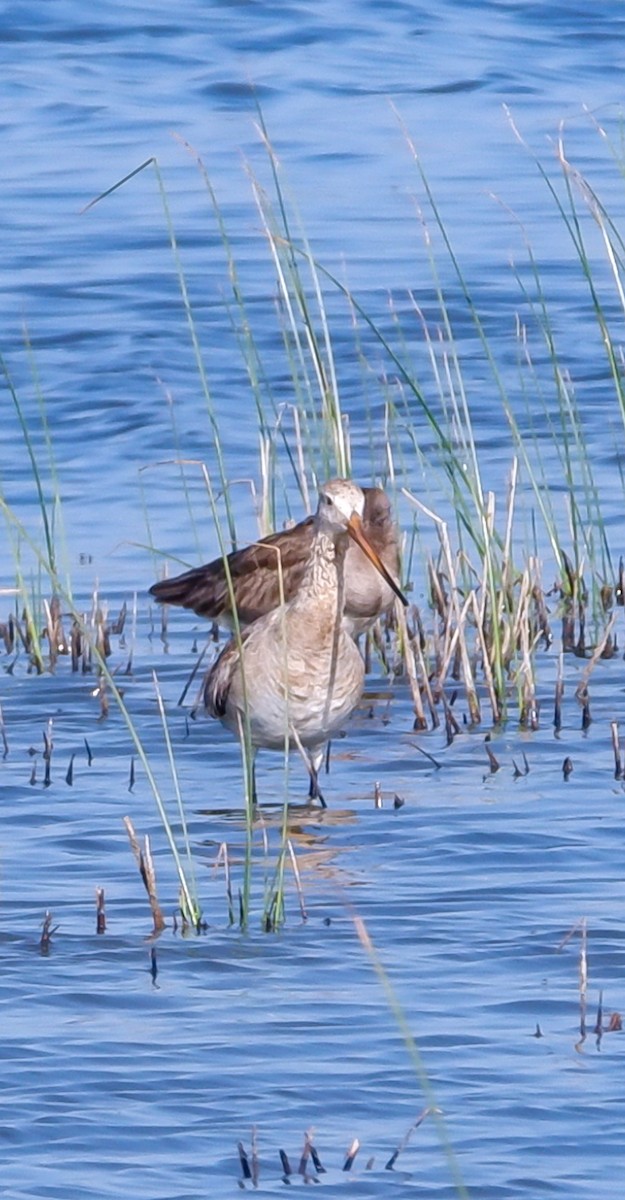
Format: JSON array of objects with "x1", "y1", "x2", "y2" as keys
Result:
[{"x1": 149, "y1": 516, "x2": 315, "y2": 624}]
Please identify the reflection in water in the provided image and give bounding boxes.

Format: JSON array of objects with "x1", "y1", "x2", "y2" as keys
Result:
[{"x1": 199, "y1": 800, "x2": 359, "y2": 889}]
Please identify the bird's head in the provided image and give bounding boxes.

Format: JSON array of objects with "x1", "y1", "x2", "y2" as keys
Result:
[{"x1": 316, "y1": 479, "x2": 408, "y2": 607}]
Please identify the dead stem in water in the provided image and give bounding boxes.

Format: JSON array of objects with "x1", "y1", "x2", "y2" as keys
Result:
[
  {"x1": 213, "y1": 842, "x2": 235, "y2": 926},
  {"x1": 342, "y1": 1138, "x2": 360, "y2": 1172},
  {"x1": 385, "y1": 1107, "x2": 439, "y2": 1171},
  {"x1": 123, "y1": 816, "x2": 166, "y2": 934},
  {"x1": 95, "y1": 887, "x2": 106, "y2": 934},
  {"x1": 610, "y1": 720, "x2": 625, "y2": 779},
  {"x1": 0, "y1": 701, "x2": 8, "y2": 759},
  {"x1": 39, "y1": 910, "x2": 58, "y2": 955}
]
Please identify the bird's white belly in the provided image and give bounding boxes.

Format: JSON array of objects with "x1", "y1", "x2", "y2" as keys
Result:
[{"x1": 224, "y1": 619, "x2": 365, "y2": 750}]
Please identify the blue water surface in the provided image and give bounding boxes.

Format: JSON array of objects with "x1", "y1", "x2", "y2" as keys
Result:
[{"x1": 2, "y1": 2, "x2": 625, "y2": 1196}]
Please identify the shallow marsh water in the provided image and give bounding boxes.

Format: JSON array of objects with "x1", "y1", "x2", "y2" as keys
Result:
[
  {"x1": 3, "y1": 2, "x2": 625, "y2": 1197},
  {"x1": 4, "y1": 614, "x2": 625, "y2": 1197}
]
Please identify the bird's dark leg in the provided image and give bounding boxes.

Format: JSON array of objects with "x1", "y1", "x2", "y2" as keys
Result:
[{"x1": 308, "y1": 750, "x2": 328, "y2": 807}]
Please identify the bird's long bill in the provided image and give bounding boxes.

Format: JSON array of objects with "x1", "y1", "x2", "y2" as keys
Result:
[{"x1": 346, "y1": 514, "x2": 409, "y2": 607}]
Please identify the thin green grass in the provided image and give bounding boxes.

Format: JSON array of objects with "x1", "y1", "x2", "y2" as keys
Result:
[
  {"x1": 0, "y1": 495, "x2": 202, "y2": 923},
  {"x1": 353, "y1": 911, "x2": 470, "y2": 1200},
  {"x1": 4, "y1": 111, "x2": 625, "y2": 929},
  {"x1": 1, "y1": 355, "x2": 58, "y2": 580},
  {"x1": 7, "y1": 114, "x2": 625, "y2": 1198}
]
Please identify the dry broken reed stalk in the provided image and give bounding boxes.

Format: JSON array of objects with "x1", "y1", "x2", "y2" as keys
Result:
[
  {"x1": 558, "y1": 916, "x2": 623, "y2": 1051},
  {"x1": 385, "y1": 1107, "x2": 439, "y2": 1171},
  {"x1": 395, "y1": 468, "x2": 623, "y2": 738},
  {"x1": 65, "y1": 752, "x2": 75, "y2": 786},
  {"x1": 0, "y1": 514, "x2": 202, "y2": 921},
  {"x1": 0, "y1": 701, "x2": 8, "y2": 759},
  {"x1": 400, "y1": 488, "x2": 531, "y2": 728},
  {"x1": 7, "y1": 113, "x2": 625, "y2": 943},
  {"x1": 298, "y1": 1131, "x2": 325, "y2": 1177},
  {"x1": 123, "y1": 816, "x2": 166, "y2": 935},
  {"x1": 394, "y1": 598, "x2": 427, "y2": 729},
  {"x1": 42, "y1": 718, "x2": 53, "y2": 788},
  {"x1": 574, "y1": 613, "x2": 617, "y2": 700},
  {"x1": 610, "y1": 720, "x2": 625, "y2": 779},
  {"x1": 42, "y1": 595, "x2": 67, "y2": 665},
  {"x1": 94, "y1": 888, "x2": 105, "y2": 931},
  {"x1": 342, "y1": 1138, "x2": 360, "y2": 1172},
  {"x1": 0, "y1": 583, "x2": 128, "y2": 680},
  {"x1": 213, "y1": 842, "x2": 235, "y2": 926},
  {"x1": 243, "y1": 1111, "x2": 442, "y2": 1185},
  {"x1": 287, "y1": 839, "x2": 308, "y2": 922},
  {"x1": 237, "y1": 1128, "x2": 259, "y2": 1187},
  {"x1": 578, "y1": 917, "x2": 587, "y2": 1050},
  {"x1": 39, "y1": 910, "x2": 58, "y2": 954}
]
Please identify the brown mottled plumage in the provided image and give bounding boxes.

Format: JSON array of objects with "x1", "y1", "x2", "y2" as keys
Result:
[
  {"x1": 149, "y1": 486, "x2": 399, "y2": 637},
  {"x1": 202, "y1": 480, "x2": 408, "y2": 804}
]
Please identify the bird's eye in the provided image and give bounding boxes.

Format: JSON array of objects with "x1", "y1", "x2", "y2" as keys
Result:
[{"x1": 323, "y1": 494, "x2": 332, "y2": 505}]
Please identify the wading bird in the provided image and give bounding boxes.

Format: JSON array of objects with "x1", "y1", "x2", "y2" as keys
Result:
[
  {"x1": 202, "y1": 479, "x2": 407, "y2": 805},
  {"x1": 149, "y1": 486, "x2": 399, "y2": 637}
]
